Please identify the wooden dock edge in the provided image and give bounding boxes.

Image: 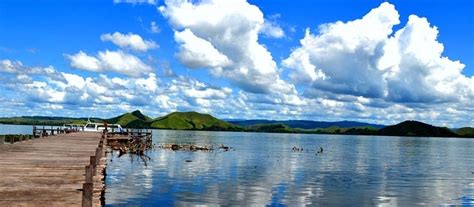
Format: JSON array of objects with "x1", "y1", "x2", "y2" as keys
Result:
[{"x1": 82, "y1": 131, "x2": 108, "y2": 207}]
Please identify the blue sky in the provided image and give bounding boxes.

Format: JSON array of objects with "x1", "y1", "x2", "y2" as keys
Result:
[{"x1": 0, "y1": 0, "x2": 473, "y2": 127}]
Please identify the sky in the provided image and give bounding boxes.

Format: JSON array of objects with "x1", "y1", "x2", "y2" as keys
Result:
[{"x1": 0, "y1": 0, "x2": 473, "y2": 127}]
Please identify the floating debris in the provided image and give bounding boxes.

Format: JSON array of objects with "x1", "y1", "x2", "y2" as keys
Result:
[
  {"x1": 107, "y1": 131, "x2": 153, "y2": 166},
  {"x1": 291, "y1": 146, "x2": 303, "y2": 151},
  {"x1": 219, "y1": 144, "x2": 231, "y2": 151},
  {"x1": 159, "y1": 143, "x2": 233, "y2": 152},
  {"x1": 109, "y1": 138, "x2": 153, "y2": 156},
  {"x1": 160, "y1": 144, "x2": 212, "y2": 151},
  {"x1": 316, "y1": 146, "x2": 324, "y2": 154},
  {"x1": 315, "y1": 146, "x2": 325, "y2": 156}
]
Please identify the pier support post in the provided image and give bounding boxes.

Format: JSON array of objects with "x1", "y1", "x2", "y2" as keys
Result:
[
  {"x1": 99, "y1": 141, "x2": 104, "y2": 156},
  {"x1": 82, "y1": 182, "x2": 93, "y2": 207},
  {"x1": 85, "y1": 165, "x2": 93, "y2": 183},
  {"x1": 90, "y1": 156, "x2": 96, "y2": 176},
  {"x1": 95, "y1": 148, "x2": 102, "y2": 167}
]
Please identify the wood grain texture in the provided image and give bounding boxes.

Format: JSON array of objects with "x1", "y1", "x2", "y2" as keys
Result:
[{"x1": 0, "y1": 132, "x2": 105, "y2": 207}]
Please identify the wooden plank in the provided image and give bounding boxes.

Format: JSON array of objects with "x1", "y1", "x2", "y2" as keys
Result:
[{"x1": 0, "y1": 132, "x2": 105, "y2": 207}]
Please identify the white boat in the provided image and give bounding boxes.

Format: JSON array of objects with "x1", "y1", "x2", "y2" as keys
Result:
[
  {"x1": 63, "y1": 124, "x2": 83, "y2": 128},
  {"x1": 62, "y1": 124, "x2": 84, "y2": 131},
  {"x1": 83, "y1": 119, "x2": 123, "y2": 132}
]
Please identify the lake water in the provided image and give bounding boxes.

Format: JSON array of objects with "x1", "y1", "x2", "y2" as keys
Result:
[
  {"x1": 104, "y1": 130, "x2": 474, "y2": 206},
  {"x1": 0, "y1": 124, "x2": 472, "y2": 205},
  {"x1": 0, "y1": 124, "x2": 33, "y2": 135}
]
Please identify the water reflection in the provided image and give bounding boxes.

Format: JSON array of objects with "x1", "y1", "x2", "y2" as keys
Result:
[
  {"x1": 105, "y1": 130, "x2": 474, "y2": 206},
  {"x1": 0, "y1": 124, "x2": 33, "y2": 135}
]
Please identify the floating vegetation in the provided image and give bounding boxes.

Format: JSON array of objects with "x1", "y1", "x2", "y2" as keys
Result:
[
  {"x1": 291, "y1": 146, "x2": 324, "y2": 155},
  {"x1": 107, "y1": 131, "x2": 153, "y2": 166},
  {"x1": 109, "y1": 138, "x2": 153, "y2": 156},
  {"x1": 291, "y1": 146, "x2": 304, "y2": 151},
  {"x1": 160, "y1": 144, "x2": 212, "y2": 151},
  {"x1": 219, "y1": 144, "x2": 231, "y2": 151},
  {"x1": 159, "y1": 143, "x2": 232, "y2": 152}
]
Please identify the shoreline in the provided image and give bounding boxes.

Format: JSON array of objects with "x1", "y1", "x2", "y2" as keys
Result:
[{"x1": 1, "y1": 122, "x2": 473, "y2": 139}]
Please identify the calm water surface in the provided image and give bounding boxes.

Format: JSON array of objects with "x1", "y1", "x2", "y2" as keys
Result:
[
  {"x1": 0, "y1": 124, "x2": 33, "y2": 135},
  {"x1": 104, "y1": 130, "x2": 474, "y2": 206}
]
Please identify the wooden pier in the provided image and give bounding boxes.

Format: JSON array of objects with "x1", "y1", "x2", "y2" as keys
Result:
[{"x1": 0, "y1": 131, "x2": 106, "y2": 207}]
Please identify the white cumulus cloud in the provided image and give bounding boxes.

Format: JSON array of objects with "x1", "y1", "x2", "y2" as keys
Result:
[
  {"x1": 260, "y1": 20, "x2": 285, "y2": 38},
  {"x1": 1, "y1": 59, "x2": 22, "y2": 73},
  {"x1": 284, "y1": 2, "x2": 399, "y2": 98},
  {"x1": 283, "y1": 2, "x2": 473, "y2": 104},
  {"x1": 174, "y1": 29, "x2": 231, "y2": 69},
  {"x1": 150, "y1": 21, "x2": 160, "y2": 34},
  {"x1": 67, "y1": 51, "x2": 102, "y2": 72},
  {"x1": 381, "y1": 15, "x2": 470, "y2": 103},
  {"x1": 66, "y1": 50, "x2": 153, "y2": 77},
  {"x1": 100, "y1": 32, "x2": 158, "y2": 52},
  {"x1": 160, "y1": 0, "x2": 295, "y2": 94}
]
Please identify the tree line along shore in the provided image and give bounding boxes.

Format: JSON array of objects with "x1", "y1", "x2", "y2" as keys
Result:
[{"x1": 1, "y1": 110, "x2": 473, "y2": 138}]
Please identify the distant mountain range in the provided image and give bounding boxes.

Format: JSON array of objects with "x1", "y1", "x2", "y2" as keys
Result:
[
  {"x1": 108, "y1": 110, "x2": 240, "y2": 131},
  {"x1": 378, "y1": 120, "x2": 458, "y2": 137},
  {"x1": 0, "y1": 116, "x2": 101, "y2": 126},
  {"x1": 1, "y1": 110, "x2": 473, "y2": 138},
  {"x1": 456, "y1": 127, "x2": 474, "y2": 137},
  {"x1": 227, "y1": 119, "x2": 385, "y2": 129}
]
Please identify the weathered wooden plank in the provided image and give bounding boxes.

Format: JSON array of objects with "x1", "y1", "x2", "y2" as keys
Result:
[{"x1": 0, "y1": 132, "x2": 104, "y2": 207}]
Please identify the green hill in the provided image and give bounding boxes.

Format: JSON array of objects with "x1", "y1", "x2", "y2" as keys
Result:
[
  {"x1": 342, "y1": 127, "x2": 379, "y2": 135},
  {"x1": 455, "y1": 127, "x2": 474, "y2": 137},
  {"x1": 247, "y1": 123, "x2": 297, "y2": 133},
  {"x1": 150, "y1": 111, "x2": 240, "y2": 130},
  {"x1": 312, "y1": 126, "x2": 378, "y2": 135},
  {"x1": 2, "y1": 111, "x2": 471, "y2": 137},
  {"x1": 378, "y1": 120, "x2": 458, "y2": 137},
  {"x1": 107, "y1": 110, "x2": 152, "y2": 128},
  {"x1": 0, "y1": 116, "x2": 100, "y2": 126}
]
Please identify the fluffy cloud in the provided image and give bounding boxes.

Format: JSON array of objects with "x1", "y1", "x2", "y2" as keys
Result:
[
  {"x1": 283, "y1": 2, "x2": 473, "y2": 104},
  {"x1": 150, "y1": 21, "x2": 160, "y2": 34},
  {"x1": 0, "y1": 59, "x2": 62, "y2": 82},
  {"x1": 66, "y1": 50, "x2": 153, "y2": 77},
  {"x1": 0, "y1": 59, "x2": 21, "y2": 73},
  {"x1": 260, "y1": 19, "x2": 285, "y2": 38},
  {"x1": 160, "y1": 0, "x2": 294, "y2": 94},
  {"x1": 2, "y1": 58, "x2": 474, "y2": 127},
  {"x1": 1, "y1": 60, "x2": 160, "y2": 108},
  {"x1": 0, "y1": 61, "x2": 70, "y2": 104},
  {"x1": 2, "y1": 2, "x2": 473, "y2": 127},
  {"x1": 381, "y1": 15, "x2": 471, "y2": 103},
  {"x1": 284, "y1": 2, "x2": 399, "y2": 98},
  {"x1": 67, "y1": 51, "x2": 101, "y2": 72},
  {"x1": 174, "y1": 29, "x2": 231, "y2": 69},
  {"x1": 165, "y1": 76, "x2": 233, "y2": 109},
  {"x1": 182, "y1": 84, "x2": 232, "y2": 100},
  {"x1": 0, "y1": 58, "x2": 238, "y2": 119},
  {"x1": 100, "y1": 32, "x2": 158, "y2": 52}
]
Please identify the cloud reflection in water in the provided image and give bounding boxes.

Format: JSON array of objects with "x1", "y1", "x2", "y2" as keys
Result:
[{"x1": 105, "y1": 130, "x2": 474, "y2": 206}]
